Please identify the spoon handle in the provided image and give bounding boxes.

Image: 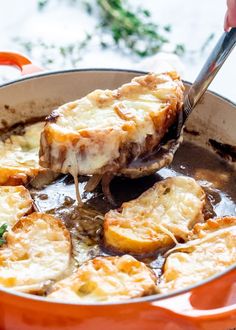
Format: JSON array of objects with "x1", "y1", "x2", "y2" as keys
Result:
[{"x1": 183, "y1": 28, "x2": 236, "y2": 121}]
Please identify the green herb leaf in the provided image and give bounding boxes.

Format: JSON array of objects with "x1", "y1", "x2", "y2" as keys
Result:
[
  {"x1": 84, "y1": 1, "x2": 93, "y2": 15},
  {"x1": 38, "y1": 0, "x2": 49, "y2": 11},
  {"x1": 164, "y1": 25, "x2": 172, "y2": 32},
  {"x1": 142, "y1": 9, "x2": 151, "y2": 17},
  {"x1": 0, "y1": 224, "x2": 7, "y2": 236},
  {"x1": 174, "y1": 43, "x2": 186, "y2": 56},
  {"x1": 0, "y1": 224, "x2": 7, "y2": 246}
]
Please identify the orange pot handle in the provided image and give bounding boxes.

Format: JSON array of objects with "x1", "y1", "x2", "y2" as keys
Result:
[
  {"x1": 0, "y1": 51, "x2": 43, "y2": 75},
  {"x1": 154, "y1": 266, "x2": 236, "y2": 320}
]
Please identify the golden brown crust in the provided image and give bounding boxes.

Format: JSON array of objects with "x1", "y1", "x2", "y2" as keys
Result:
[
  {"x1": 191, "y1": 216, "x2": 236, "y2": 238},
  {"x1": 104, "y1": 176, "x2": 205, "y2": 255},
  {"x1": 39, "y1": 72, "x2": 184, "y2": 177},
  {"x1": 48, "y1": 255, "x2": 158, "y2": 302},
  {"x1": 12, "y1": 212, "x2": 70, "y2": 241},
  {"x1": 0, "y1": 167, "x2": 47, "y2": 186},
  {"x1": 0, "y1": 122, "x2": 47, "y2": 186}
]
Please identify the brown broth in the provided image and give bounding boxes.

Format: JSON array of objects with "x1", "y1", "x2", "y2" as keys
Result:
[{"x1": 30, "y1": 141, "x2": 236, "y2": 275}]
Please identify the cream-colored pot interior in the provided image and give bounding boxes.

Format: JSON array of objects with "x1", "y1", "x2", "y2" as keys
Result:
[{"x1": 0, "y1": 69, "x2": 235, "y2": 169}]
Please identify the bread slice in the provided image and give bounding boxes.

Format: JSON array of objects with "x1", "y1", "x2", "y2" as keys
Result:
[
  {"x1": 0, "y1": 186, "x2": 33, "y2": 229},
  {"x1": 0, "y1": 212, "x2": 71, "y2": 293},
  {"x1": 159, "y1": 217, "x2": 236, "y2": 293},
  {"x1": 39, "y1": 72, "x2": 184, "y2": 178},
  {"x1": 0, "y1": 122, "x2": 47, "y2": 185},
  {"x1": 104, "y1": 176, "x2": 205, "y2": 254},
  {"x1": 48, "y1": 255, "x2": 158, "y2": 302}
]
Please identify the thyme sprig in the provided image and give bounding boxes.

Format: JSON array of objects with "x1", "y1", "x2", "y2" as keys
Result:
[
  {"x1": 32, "y1": 0, "x2": 183, "y2": 65},
  {"x1": 15, "y1": 0, "x2": 213, "y2": 68},
  {"x1": 96, "y1": 0, "x2": 171, "y2": 57},
  {"x1": 14, "y1": 33, "x2": 92, "y2": 67}
]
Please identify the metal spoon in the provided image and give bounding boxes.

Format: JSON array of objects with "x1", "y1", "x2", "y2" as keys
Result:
[{"x1": 122, "y1": 27, "x2": 236, "y2": 178}]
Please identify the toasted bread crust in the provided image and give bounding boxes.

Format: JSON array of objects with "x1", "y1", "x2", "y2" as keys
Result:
[
  {"x1": 0, "y1": 212, "x2": 71, "y2": 293},
  {"x1": 40, "y1": 72, "x2": 184, "y2": 177},
  {"x1": 48, "y1": 255, "x2": 158, "y2": 302},
  {"x1": 160, "y1": 216, "x2": 236, "y2": 292},
  {"x1": 0, "y1": 186, "x2": 33, "y2": 229},
  {"x1": 192, "y1": 216, "x2": 236, "y2": 237},
  {"x1": 104, "y1": 176, "x2": 205, "y2": 255},
  {"x1": 0, "y1": 167, "x2": 47, "y2": 186},
  {"x1": 0, "y1": 122, "x2": 47, "y2": 186}
]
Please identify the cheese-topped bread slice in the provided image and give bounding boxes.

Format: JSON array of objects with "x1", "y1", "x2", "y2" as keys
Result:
[
  {"x1": 48, "y1": 255, "x2": 158, "y2": 302},
  {"x1": 0, "y1": 186, "x2": 33, "y2": 229},
  {"x1": 0, "y1": 122, "x2": 46, "y2": 185},
  {"x1": 39, "y1": 72, "x2": 184, "y2": 179},
  {"x1": 0, "y1": 212, "x2": 71, "y2": 293},
  {"x1": 159, "y1": 217, "x2": 236, "y2": 292},
  {"x1": 104, "y1": 176, "x2": 205, "y2": 254}
]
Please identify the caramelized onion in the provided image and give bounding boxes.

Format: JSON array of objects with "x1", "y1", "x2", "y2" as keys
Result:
[
  {"x1": 85, "y1": 174, "x2": 103, "y2": 192},
  {"x1": 101, "y1": 173, "x2": 115, "y2": 205}
]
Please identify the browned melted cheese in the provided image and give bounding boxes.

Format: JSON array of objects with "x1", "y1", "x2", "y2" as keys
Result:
[
  {"x1": 39, "y1": 72, "x2": 184, "y2": 183},
  {"x1": 0, "y1": 186, "x2": 33, "y2": 229},
  {"x1": 0, "y1": 213, "x2": 71, "y2": 293},
  {"x1": 160, "y1": 217, "x2": 236, "y2": 292},
  {"x1": 48, "y1": 255, "x2": 158, "y2": 302}
]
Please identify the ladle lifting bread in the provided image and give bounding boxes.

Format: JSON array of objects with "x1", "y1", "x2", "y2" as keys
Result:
[
  {"x1": 104, "y1": 176, "x2": 205, "y2": 254},
  {"x1": 159, "y1": 217, "x2": 236, "y2": 292},
  {"x1": 39, "y1": 72, "x2": 184, "y2": 200},
  {"x1": 0, "y1": 212, "x2": 71, "y2": 293},
  {"x1": 48, "y1": 255, "x2": 158, "y2": 302}
]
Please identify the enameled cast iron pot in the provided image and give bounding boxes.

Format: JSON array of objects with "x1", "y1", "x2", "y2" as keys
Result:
[{"x1": 0, "y1": 52, "x2": 235, "y2": 330}]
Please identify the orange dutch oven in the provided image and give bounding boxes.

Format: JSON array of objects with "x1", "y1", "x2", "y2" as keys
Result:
[{"x1": 0, "y1": 52, "x2": 235, "y2": 330}]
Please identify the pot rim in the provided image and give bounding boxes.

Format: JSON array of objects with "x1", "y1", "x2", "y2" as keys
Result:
[
  {"x1": 0, "y1": 67, "x2": 235, "y2": 108},
  {"x1": 0, "y1": 67, "x2": 235, "y2": 307}
]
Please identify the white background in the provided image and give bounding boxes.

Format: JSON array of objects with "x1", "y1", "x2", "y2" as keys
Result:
[{"x1": 0, "y1": 0, "x2": 235, "y2": 102}]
